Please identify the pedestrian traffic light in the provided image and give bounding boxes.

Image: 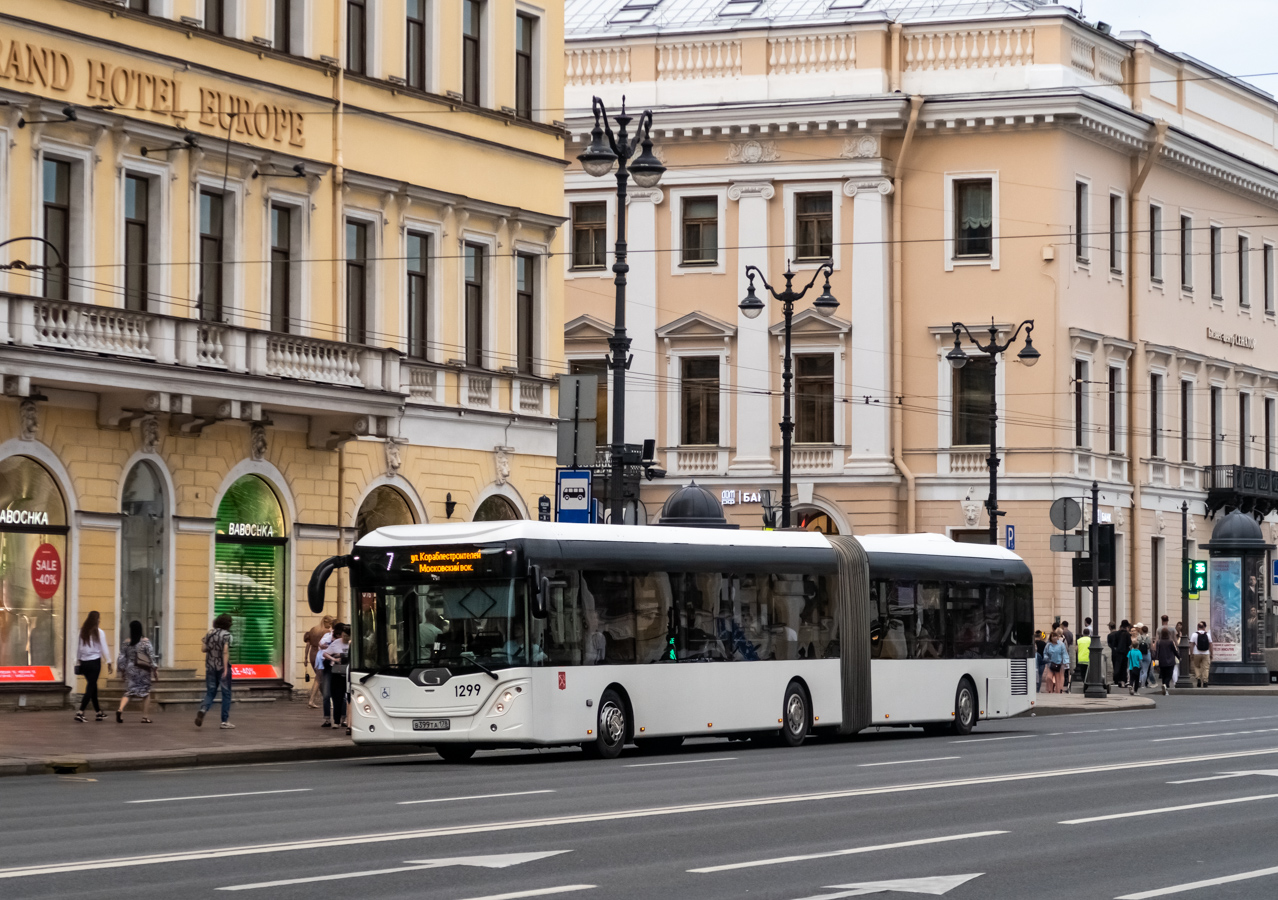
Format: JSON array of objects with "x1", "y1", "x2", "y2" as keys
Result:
[{"x1": 1187, "y1": 559, "x2": 1207, "y2": 598}]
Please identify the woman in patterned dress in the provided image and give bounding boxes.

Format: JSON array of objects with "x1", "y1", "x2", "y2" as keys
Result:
[{"x1": 117, "y1": 619, "x2": 158, "y2": 723}]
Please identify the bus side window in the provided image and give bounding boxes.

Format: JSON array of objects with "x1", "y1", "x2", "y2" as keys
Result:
[
  {"x1": 632, "y1": 572, "x2": 674, "y2": 663},
  {"x1": 583, "y1": 571, "x2": 635, "y2": 664},
  {"x1": 946, "y1": 582, "x2": 985, "y2": 658},
  {"x1": 539, "y1": 570, "x2": 583, "y2": 666}
]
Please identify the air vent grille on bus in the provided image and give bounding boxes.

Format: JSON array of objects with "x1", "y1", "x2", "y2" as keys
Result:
[{"x1": 1010, "y1": 658, "x2": 1028, "y2": 695}]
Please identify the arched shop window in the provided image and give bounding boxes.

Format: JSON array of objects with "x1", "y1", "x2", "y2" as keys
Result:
[
  {"x1": 0, "y1": 456, "x2": 68, "y2": 684},
  {"x1": 121, "y1": 461, "x2": 168, "y2": 662},
  {"x1": 355, "y1": 486, "x2": 416, "y2": 539},
  {"x1": 473, "y1": 495, "x2": 521, "y2": 522},
  {"x1": 215, "y1": 476, "x2": 287, "y2": 681},
  {"x1": 795, "y1": 509, "x2": 839, "y2": 535}
]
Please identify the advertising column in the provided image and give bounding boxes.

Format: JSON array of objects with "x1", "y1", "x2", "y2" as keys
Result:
[
  {"x1": 214, "y1": 476, "x2": 287, "y2": 681},
  {"x1": 0, "y1": 456, "x2": 68, "y2": 686}
]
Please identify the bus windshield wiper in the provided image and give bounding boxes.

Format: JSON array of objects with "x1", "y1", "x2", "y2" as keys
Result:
[
  {"x1": 467, "y1": 657, "x2": 500, "y2": 681},
  {"x1": 432, "y1": 655, "x2": 501, "y2": 680}
]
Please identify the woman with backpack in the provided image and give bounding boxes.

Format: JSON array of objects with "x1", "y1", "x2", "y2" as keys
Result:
[
  {"x1": 1137, "y1": 624, "x2": 1153, "y2": 689},
  {"x1": 1190, "y1": 621, "x2": 1212, "y2": 687},
  {"x1": 195, "y1": 613, "x2": 235, "y2": 729},
  {"x1": 116, "y1": 619, "x2": 158, "y2": 723},
  {"x1": 1042, "y1": 632, "x2": 1068, "y2": 693}
]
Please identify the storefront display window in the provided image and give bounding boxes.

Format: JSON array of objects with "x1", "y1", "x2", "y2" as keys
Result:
[
  {"x1": 355, "y1": 486, "x2": 415, "y2": 538},
  {"x1": 474, "y1": 495, "x2": 520, "y2": 522},
  {"x1": 214, "y1": 476, "x2": 287, "y2": 680},
  {"x1": 121, "y1": 461, "x2": 167, "y2": 661},
  {"x1": 0, "y1": 456, "x2": 68, "y2": 683}
]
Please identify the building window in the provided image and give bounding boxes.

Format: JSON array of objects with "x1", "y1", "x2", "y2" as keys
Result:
[
  {"x1": 406, "y1": 231, "x2": 430, "y2": 359},
  {"x1": 345, "y1": 220, "x2": 368, "y2": 343},
  {"x1": 953, "y1": 179, "x2": 992, "y2": 259},
  {"x1": 1266, "y1": 397, "x2": 1274, "y2": 470},
  {"x1": 123, "y1": 174, "x2": 149, "y2": 312},
  {"x1": 1075, "y1": 181, "x2": 1088, "y2": 262},
  {"x1": 1181, "y1": 380, "x2": 1193, "y2": 463},
  {"x1": 571, "y1": 359, "x2": 609, "y2": 446},
  {"x1": 1074, "y1": 359, "x2": 1088, "y2": 448},
  {"x1": 205, "y1": 0, "x2": 225, "y2": 34},
  {"x1": 1108, "y1": 367, "x2": 1121, "y2": 454},
  {"x1": 795, "y1": 192, "x2": 833, "y2": 261},
  {"x1": 42, "y1": 158, "x2": 72, "y2": 300},
  {"x1": 463, "y1": 0, "x2": 482, "y2": 105},
  {"x1": 1109, "y1": 194, "x2": 1123, "y2": 273},
  {"x1": 1180, "y1": 215, "x2": 1192, "y2": 290},
  {"x1": 516, "y1": 253, "x2": 535, "y2": 375},
  {"x1": 1265, "y1": 244, "x2": 1275, "y2": 314},
  {"x1": 681, "y1": 357, "x2": 720, "y2": 446},
  {"x1": 953, "y1": 356, "x2": 993, "y2": 447},
  {"x1": 680, "y1": 197, "x2": 718, "y2": 265},
  {"x1": 795, "y1": 355, "x2": 835, "y2": 443},
  {"x1": 464, "y1": 243, "x2": 483, "y2": 367},
  {"x1": 1210, "y1": 226, "x2": 1223, "y2": 299},
  {"x1": 1150, "y1": 373, "x2": 1162, "y2": 459},
  {"x1": 515, "y1": 13, "x2": 534, "y2": 120},
  {"x1": 198, "y1": 189, "x2": 224, "y2": 322},
  {"x1": 1149, "y1": 204, "x2": 1162, "y2": 282},
  {"x1": 347, "y1": 0, "x2": 367, "y2": 74},
  {"x1": 1210, "y1": 386, "x2": 1222, "y2": 468},
  {"x1": 269, "y1": 204, "x2": 292, "y2": 333},
  {"x1": 571, "y1": 202, "x2": 607, "y2": 269},
  {"x1": 1240, "y1": 393, "x2": 1251, "y2": 467},
  {"x1": 273, "y1": 0, "x2": 292, "y2": 54},
  {"x1": 406, "y1": 0, "x2": 427, "y2": 89},
  {"x1": 1239, "y1": 235, "x2": 1250, "y2": 307},
  {"x1": 128, "y1": 0, "x2": 151, "y2": 12}
]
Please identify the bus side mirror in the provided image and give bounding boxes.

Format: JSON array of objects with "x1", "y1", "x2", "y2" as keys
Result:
[
  {"x1": 307, "y1": 555, "x2": 350, "y2": 614},
  {"x1": 529, "y1": 564, "x2": 548, "y2": 618}
]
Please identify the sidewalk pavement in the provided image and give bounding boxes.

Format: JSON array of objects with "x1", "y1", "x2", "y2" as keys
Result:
[
  {"x1": 1022, "y1": 691, "x2": 1157, "y2": 716},
  {"x1": 0, "y1": 699, "x2": 406, "y2": 777}
]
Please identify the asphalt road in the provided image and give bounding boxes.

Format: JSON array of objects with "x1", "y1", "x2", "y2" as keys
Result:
[{"x1": 5, "y1": 694, "x2": 1278, "y2": 900}]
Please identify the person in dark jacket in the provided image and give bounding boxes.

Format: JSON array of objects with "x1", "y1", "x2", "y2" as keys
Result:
[
  {"x1": 1112, "y1": 619, "x2": 1132, "y2": 687},
  {"x1": 1154, "y1": 627, "x2": 1179, "y2": 695}
]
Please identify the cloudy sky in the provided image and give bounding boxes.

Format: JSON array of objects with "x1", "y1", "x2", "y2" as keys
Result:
[{"x1": 1071, "y1": 0, "x2": 1278, "y2": 94}]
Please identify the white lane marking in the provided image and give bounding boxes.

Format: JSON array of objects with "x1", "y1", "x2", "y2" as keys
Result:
[
  {"x1": 949, "y1": 735, "x2": 1034, "y2": 744},
  {"x1": 624, "y1": 757, "x2": 738, "y2": 768},
  {"x1": 1060, "y1": 715, "x2": 1278, "y2": 736},
  {"x1": 1166, "y1": 775, "x2": 1249, "y2": 785},
  {"x1": 801, "y1": 873, "x2": 983, "y2": 899},
  {"x1": 399, "y1": 790, "x2": 556, "y2": 805},
  {"x1": 1152, "y1": 728, "x2": 1278, "y2": 743},
  {"x1": 128, "y1": 789, "x2": 312, "y2": 804},
  {"x1": 858, "y1": 757, "x2": 960, "y2": 767},
  {"x1": 219, "y1": 851, "x2": 569, "y2": 891},
  {"x1": 688, "y1": 832, "x2": 1004, "y2": 873},
  {"x1": 1115, "y1": 864, "x2": 1278, "y2": 899},
  {"x1": 1060, "y1": 793, "x2": 1278, "y2": 824},
  {"x1": 10, "y1": 746, "x2": 1278, "y2": 880},
  {"x1": 454, "y1": 887, "x2": 595, "y2": 900}
]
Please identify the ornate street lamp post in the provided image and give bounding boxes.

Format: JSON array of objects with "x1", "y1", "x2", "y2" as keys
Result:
[
  {"x1": 577, "y1": 96, "x2": 664, "y2": 525},
  {"x1": 739, "y1": 261, "x2": 838, "y2": 529},
  {"x1": 944, "y1": 319, "x2": 1040, "y2": 546}
]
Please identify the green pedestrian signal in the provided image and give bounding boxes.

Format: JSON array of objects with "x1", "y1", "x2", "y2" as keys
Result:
[{"x1": 1187, "y1": 559, "x2": 1207, "y2": 598}]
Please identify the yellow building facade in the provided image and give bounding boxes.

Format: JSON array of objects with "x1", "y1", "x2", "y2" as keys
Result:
[{"x1": 0, "y1": 0, "x2": 566, "y2": 706}]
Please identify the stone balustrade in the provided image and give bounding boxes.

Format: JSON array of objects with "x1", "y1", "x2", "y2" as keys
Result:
[
  {"x1": 565, "y1": 45, "x2": 630, "y2": 86},
  {"x1": 904, "y1": 27, "x2": 1033, "y2": 71},
  {"x1": 768, "y1": 33, "x2": 856, "y2": 75},
  {"x1": 657, "y1": 39, "x2": 741, "y2": 80}
]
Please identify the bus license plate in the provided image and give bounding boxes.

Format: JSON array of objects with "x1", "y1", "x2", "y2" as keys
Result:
[{"x1": 413, "y1": 718, "x2": 450, "y2": 731}]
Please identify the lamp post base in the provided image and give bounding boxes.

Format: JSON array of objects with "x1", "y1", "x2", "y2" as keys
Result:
[{"x1": 1082, "y1": 660, "x2": 1108, "y2": 699}]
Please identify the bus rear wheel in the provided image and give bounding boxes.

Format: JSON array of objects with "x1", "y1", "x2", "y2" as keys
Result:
[
  {"x1": 582, "y1": 688, "x2": 627, "y2": 759},
  {"x1": 781, "y1": 682, "x2": 810, "y2": 747},
  {"x1": 435, "y1": 744, "x2": 476, "y2": 763},
  {"x1": 952, "y1": 679, "x2": 978, "y2": 736}
]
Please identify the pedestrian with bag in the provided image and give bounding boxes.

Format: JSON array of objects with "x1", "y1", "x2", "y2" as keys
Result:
[
  {"x1": 322, "y1": 623, "x2": 350, "y2": 729},
  {"x1": 1113, "y1": 619, "x2": 1133, "y2": 687},
  {"x1": 1034, "y1": 630, "x2": 1047, "y2": 691},
  {"x1": 116, "y1": 619, "x2": 158, "y2": 723},
  {"x1": 303, "y1": 615, "x2": 334, "y2": 709},
  {"x1": 1154, "y1": 627, "x2": 1179, "y2": 695},
  {"x1": 1137, "y1": 624, "x2": 1153, "y2": 689},
  {"x1": 1060, "y1": 621, "x2": 1075, "y2": 691},
  {"x1": 1075, "y1": 628, "x2": 1092, "y2": 686},
  {"x1": 1127, "y1": 633, "x2": 1145, "y2": 695},
  {"x1": 74, "y1": 611, "x2": 113, "y2": 722},
  {"x1": 1042, "y1": 632, "x2": 1068, "y2": 694},
  {"x1": 317, "y1": 622, "x2": 335, "y2": 727},
  {"x1": 1190, "y1": 621, "x2": 1212, "y2": 687},
  {"x1": 196, "y1": 613, "x2": 235, "y2": 729}
]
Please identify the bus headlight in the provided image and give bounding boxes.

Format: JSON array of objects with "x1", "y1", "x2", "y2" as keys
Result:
[
  {"x1": 486, "y1": 689, "x2": 517, "y2": 718},
  {"x1": 353, "y1": 692, "x2": 374, "y2": 717}
]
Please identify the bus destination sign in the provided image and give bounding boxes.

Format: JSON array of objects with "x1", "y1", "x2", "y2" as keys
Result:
[{"x1": 398, "y1": 546, "x2": 515, "y2": 579}]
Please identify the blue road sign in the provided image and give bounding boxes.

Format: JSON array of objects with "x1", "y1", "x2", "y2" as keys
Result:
[
  {"x1": 1005, "y1": 524, "x2": 1015, "y2": 550},
  {"x1": 555, "y1": 470, "x2": 592, "y2": 524},
  {"x1": 1272, "y1": 559, "x2": 1278, "y2": 586}
]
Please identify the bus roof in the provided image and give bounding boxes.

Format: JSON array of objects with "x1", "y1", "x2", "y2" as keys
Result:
[
  {"x1": 357, "y1": 520, "x2": 832, "y2": 550},
  {"x1": 856, "y1": 532, "x2": 1024, "y2": 562}
]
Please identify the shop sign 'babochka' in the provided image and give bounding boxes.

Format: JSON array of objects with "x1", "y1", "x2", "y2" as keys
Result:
[{"x1": 0, "y1": 34, "x2": 306, "y2": 148}]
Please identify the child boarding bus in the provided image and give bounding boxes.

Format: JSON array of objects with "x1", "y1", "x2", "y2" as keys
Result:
[{"x1": 307, "y1": 522, "x2": 1036, "y2": 762}]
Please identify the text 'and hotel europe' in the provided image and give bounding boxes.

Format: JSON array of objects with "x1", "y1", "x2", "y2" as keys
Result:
[{"x1": 0, "y1": 34, "x2": 306, "y2": 147}]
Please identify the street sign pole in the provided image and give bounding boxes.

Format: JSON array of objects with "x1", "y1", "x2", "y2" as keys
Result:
[
  {"x1": 1176, "y1": 500, "x2": 1194, "y2": 689},
  {"x1": 1084, "y1": 480, "x2": 1107, "y2": 698}
]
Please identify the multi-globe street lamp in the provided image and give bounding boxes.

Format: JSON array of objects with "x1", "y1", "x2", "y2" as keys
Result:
[
  {"x1": 576, "y1": 96, "x2": 665, "y2": 525},
  {"x1": 739, "y1": 261, "x2": 838, "y2": 529}
]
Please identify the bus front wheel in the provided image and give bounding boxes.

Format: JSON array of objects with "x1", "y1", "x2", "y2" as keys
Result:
[
  {"x1": 952, "y1": 679, "x2": 978, "y2": 736},
  {"x1": 781, "y1": 682, "x2": 810, "y2": 747},
  {"x1": 583, "y1": 688, "x2": 627, "y2": 759},
  {"x1": 435, "y1": 744, "x2": 476, "y2": 763}
]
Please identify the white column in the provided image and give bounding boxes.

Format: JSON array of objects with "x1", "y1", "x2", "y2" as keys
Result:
[
  {"x1": 730, "y1": 181, "x2": 775, "y2": 472},
  {"x1": 845, "y1": 178, "x2": 894, "y2": 474},
  {"x1": 624, "y1": 188, "x2": 662, "y2": 445}
]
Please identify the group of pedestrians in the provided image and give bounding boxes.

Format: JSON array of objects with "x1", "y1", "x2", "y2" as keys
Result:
[
  {"x1": 303, "y1": 616, "x2": 351, "y2": 731},
  {"x1": 73, "y1": 611, "x2": 158, "y2": 723}
]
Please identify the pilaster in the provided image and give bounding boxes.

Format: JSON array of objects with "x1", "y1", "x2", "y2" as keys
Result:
[{"x1": 730, "y1": 180, "x2": 775, "y2": 473}]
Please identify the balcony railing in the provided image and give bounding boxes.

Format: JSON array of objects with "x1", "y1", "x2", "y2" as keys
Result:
[{"x1": 1205, "y1": 464, "x2": 1278, "y2": 517}]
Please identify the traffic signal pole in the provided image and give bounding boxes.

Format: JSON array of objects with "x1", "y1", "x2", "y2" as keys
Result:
[
  {"x1": 1176, "y1": 500, "x2": 1193, "y2": 689},
  {"x1": 1083, "y1": 480, "x2": 1107, "y2": 699}
]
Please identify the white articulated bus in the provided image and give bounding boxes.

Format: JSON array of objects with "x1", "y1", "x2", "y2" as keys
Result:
[{"x1": 308, "y1": 522, "x2": 1035, "y2": 761}]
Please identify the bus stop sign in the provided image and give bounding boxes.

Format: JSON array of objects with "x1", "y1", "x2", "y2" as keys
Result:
[{"x1": 556, "y1": 469, "x2": 592, "y2": 524}]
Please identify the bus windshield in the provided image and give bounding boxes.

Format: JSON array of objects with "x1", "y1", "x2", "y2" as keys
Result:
[{"x1": 354, "y1": 579, "x2": 530, "y2": 675}]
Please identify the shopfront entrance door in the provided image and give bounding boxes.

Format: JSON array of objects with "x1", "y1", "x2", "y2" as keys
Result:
[
  {"x1": 120, "y1": 461, "x2": 167, "y2": 662},
  {"x1": 214, "y1": 476, "x2": 287, "y2": 680}
]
